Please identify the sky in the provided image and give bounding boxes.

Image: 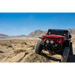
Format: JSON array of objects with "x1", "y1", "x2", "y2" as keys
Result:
[{"x1": 0, "y1": 13, "x2": 75, "y2": 36}]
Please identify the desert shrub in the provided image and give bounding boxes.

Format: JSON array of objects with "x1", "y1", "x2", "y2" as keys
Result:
[
  {"x1": 29, "y1": 44, "x2": 35, "y2": 47},
  {"x1": 0, "y1": 43, "x2": 8, "y2": 46},
  {"x1": 10, "y1": 41, "x2": 12, "y2": 42},
  {"x1": 0, "y1": 51, "x2": 4, "y2": 53},
  {"x1": 28, "y1": 45, "x2": 35, "y2": 49},
  {"x1": 12, "y1": 47, "x2": 14, "y2": 50},
  {"x1": 21, "y1": 42, "x2": 27, "y2": 45},
  {"x1": 14, "y1": 49, "x2": 26, "y2": 54},
  {"x1": 8, "y1": 45, "x2": 12, "y2": 47}
]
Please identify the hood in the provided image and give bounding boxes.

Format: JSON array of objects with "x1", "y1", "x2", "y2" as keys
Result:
[{"x1": 42, "y1": 34, "x2": 66, "y2": 38}]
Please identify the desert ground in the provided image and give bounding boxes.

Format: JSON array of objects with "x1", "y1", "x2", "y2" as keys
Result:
[{"x1": 0, "y1": 35, "x2": 75, "y2": 62}]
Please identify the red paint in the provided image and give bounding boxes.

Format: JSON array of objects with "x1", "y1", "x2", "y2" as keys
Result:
[{"x1": 41, "y1": 35, "x2": 67, "y2": 44}]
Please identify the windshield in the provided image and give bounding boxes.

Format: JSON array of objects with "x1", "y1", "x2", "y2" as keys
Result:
[{"x1": 47, "y1": 30, "x2": 68, "y2": 36}]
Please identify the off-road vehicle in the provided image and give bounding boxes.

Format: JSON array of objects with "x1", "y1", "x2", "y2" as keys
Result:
[{"x1": 35, "y1": 29, "x2": 72, "y2": 62}]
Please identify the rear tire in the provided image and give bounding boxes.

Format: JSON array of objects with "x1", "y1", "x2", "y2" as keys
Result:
[
  {"x1": 69, "y1": 42, "x2": 73, "y2": 55},
  {"x1": 35, "y1": 40, "x2": 42, "y2": 54}
]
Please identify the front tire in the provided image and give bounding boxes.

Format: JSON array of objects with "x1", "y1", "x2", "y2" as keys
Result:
[{"x1": 35, "y1": 40, "x2": 42, "y2": 54}]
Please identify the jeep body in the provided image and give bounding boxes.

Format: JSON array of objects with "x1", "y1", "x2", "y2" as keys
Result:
[{"x1": 35, "y1": 29, "x2": 71, "y2": 55}]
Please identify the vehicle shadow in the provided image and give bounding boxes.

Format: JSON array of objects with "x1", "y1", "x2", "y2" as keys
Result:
[
  {"x1": 40, "y1": 53, "x2": 61, "y2": 62},
  {"x1": 68, "y1": 55, "x2": 75, "y2": 62},
  {"x1": 40, "y1": 49, "x2": 61, "y2": 61},
  {"x1": 68, "y1": 42, "x2": 75, "y2": 62}
]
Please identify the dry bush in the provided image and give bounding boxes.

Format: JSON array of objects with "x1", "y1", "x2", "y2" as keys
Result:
[
  {"x1": 14, "y1": 49, "x2": 26, "y2": 54},
  {"x1": 0, "y1": 43, "x2": 9, "y2": 46},
  {"x1": 21, "y1": 42, "x2": 27, "y2": 45},
  {"x1": 9, "y1": 41, "x2": 12, "y2": 43},
  {"x1": 8, "y1": 45, "x2": 12, "y2": 48},
  {"x1": 0, "y1": 51, "x2": 4, "y2": 53},
  {"x1": 12, "y1": 47, "x2": 14, "y2": 50},
  {"x1": 28, "y1": 45, "x2": 35, "y2": 49}
]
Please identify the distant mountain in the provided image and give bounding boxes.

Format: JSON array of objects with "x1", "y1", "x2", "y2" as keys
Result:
[
  {"x1": 27, "y1": 30, "x2": 47, "y2": 37},
  {"x1": 0, "y1": 34, "x2": 8, "y2": 38},
  {"x1": 68, "y1": 29, "x2": 75, "y2": 34},
  {"x1": 16, "y1": 35, "x2": 27, "y2": 37},
  {"x1": 0, "y1": 29, "x2": 75, "y2": 39},
  {"x1": 0, "y1": 34, "x2": 27, "y2": 39}
]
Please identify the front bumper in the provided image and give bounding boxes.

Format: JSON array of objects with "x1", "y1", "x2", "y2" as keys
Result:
[{"x1": 42, "y1": 42, "x2": 61, "y2": 50}]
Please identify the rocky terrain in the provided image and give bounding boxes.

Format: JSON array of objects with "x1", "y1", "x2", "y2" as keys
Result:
[
  {"x1": 0, "y1": 34, "x2": 75, "y2": 62},
  {"x1": 0, "y1": 39, "x2": 61, "y2": 62},
  {"x1": 0, "y1": 29, "x2": 75, "y2": 62}
]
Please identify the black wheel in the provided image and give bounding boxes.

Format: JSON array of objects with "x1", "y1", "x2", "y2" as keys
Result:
[
  {"x1": 61, "y1": 47, "x2": 70, "y2": 66},
  {"x1": 35, "y1": 40, "x2": 42, "y2": 54},
  {"x1": 69, "y1": 42, "x2": 73, "y2": 55}
]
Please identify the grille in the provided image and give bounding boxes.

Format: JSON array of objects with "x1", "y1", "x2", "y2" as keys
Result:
[
  {"x1": 48, "y1": 38, "x2": 58, "y2": 41},
  {"x1": 53, "y1": 38, "x2": 57, "y2": 42}
]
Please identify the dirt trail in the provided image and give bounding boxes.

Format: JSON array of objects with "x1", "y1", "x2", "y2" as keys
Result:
[{"x1": 0, "y1": 38, "x2": 75, "y2": 62}]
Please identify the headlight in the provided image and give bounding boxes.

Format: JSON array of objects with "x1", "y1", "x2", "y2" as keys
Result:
[
  {"x1": 58, "y1": 38, "x2": 61, "y2": 41},
  {"x1": 50, "y1": 40, "x2": 53, "y2": 44},
  {"x1": 43, "y1": 37, "x2": 45, "y2": 39},
  {"x1": 46, "y1": 40, "x2": 49, "y2": 43}
]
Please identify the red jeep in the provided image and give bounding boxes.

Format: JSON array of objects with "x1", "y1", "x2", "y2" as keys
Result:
[{"x1": 35, "y1": 29, "x2": 72, "y2": 62}]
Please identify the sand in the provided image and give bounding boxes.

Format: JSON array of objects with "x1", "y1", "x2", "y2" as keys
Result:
[{"x1": 0, "y1": 36, "x2": 75, "y2": 62}]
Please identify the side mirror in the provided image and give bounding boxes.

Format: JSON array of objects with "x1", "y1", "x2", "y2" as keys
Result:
[
  {"x1": 69, "y1": 35, "x2": 71, "y2": 38},
  {"x1": 38, "y1": 37, "x2": 42, "y2": 39}
]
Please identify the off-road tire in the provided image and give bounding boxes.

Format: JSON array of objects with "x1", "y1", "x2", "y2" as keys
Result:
[
  {"x1": 35, "y1": 40, "x2": 42, "y2": 54},
  {"x1": 61, "y1": 47, "x2": 70, "y2": 66},
  {"x1": 69, "y1": 42, "x2": 73, "y2": 55}
]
